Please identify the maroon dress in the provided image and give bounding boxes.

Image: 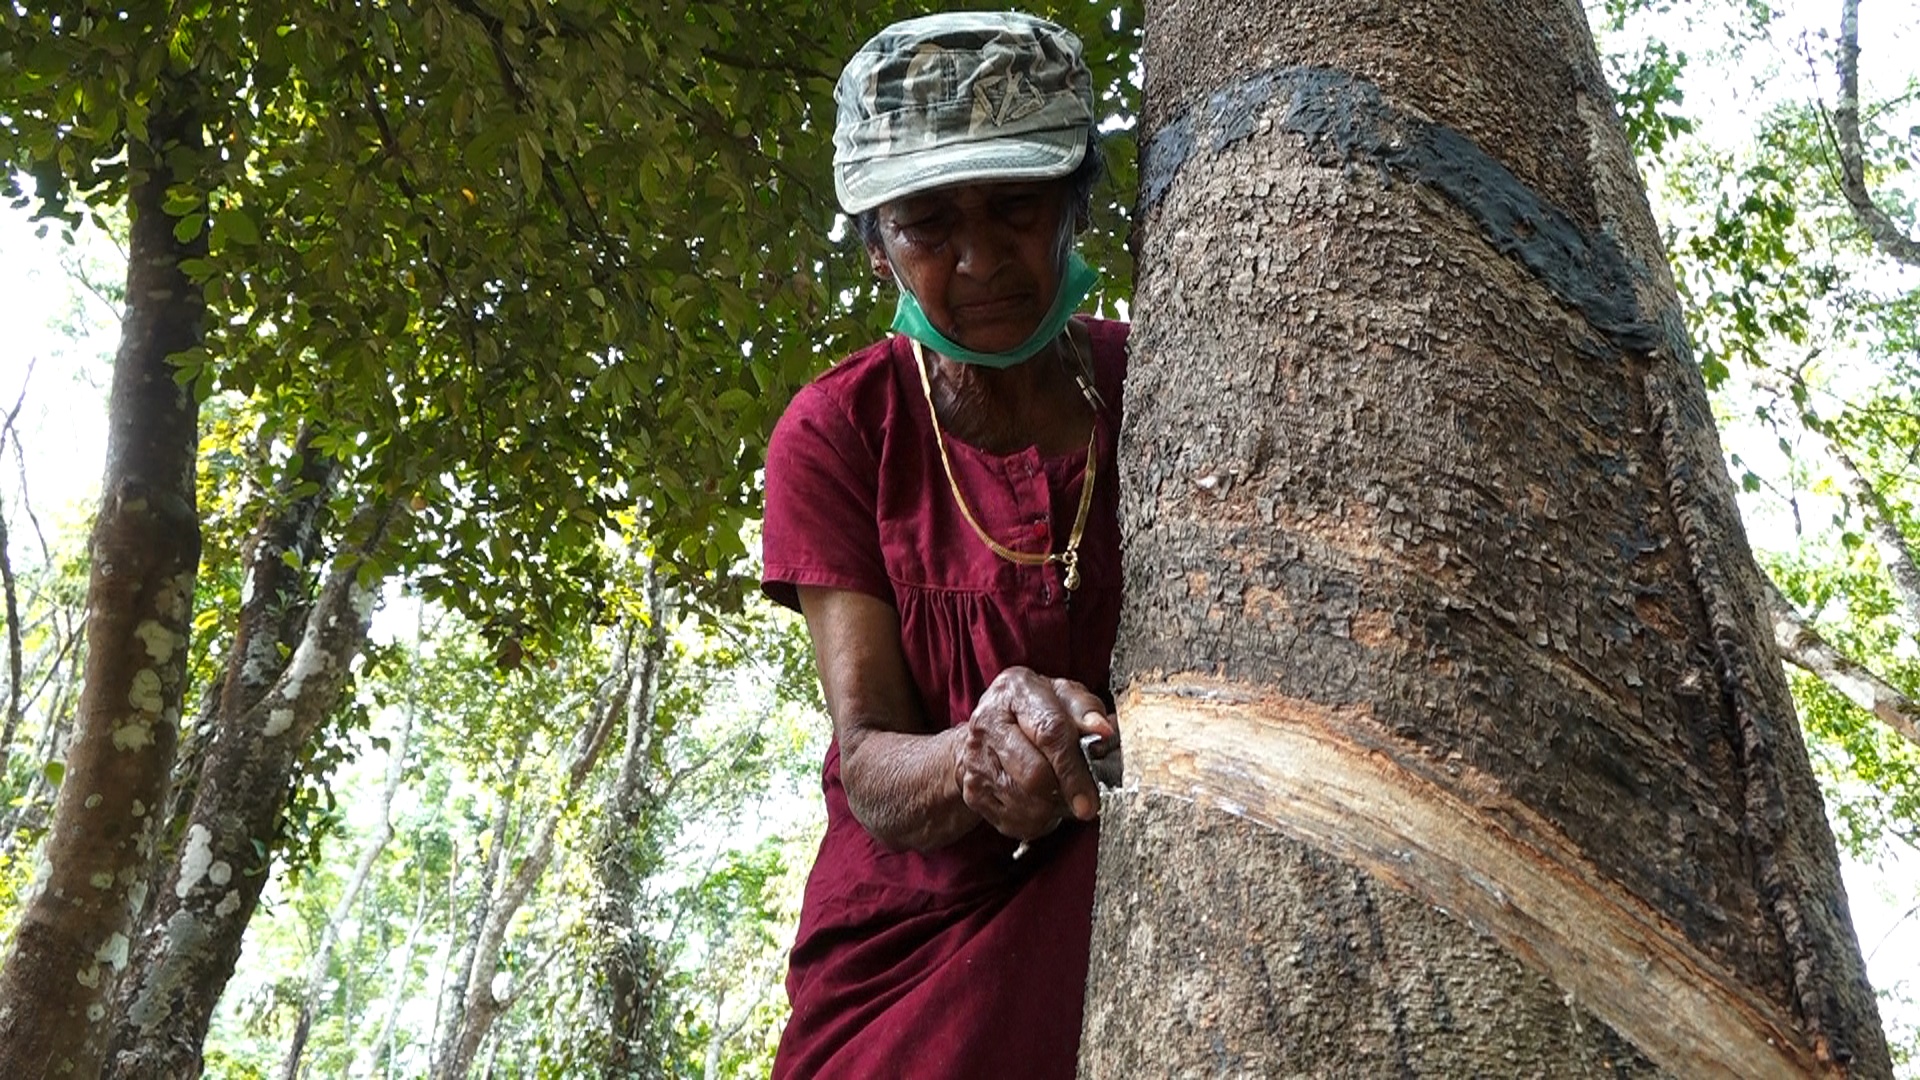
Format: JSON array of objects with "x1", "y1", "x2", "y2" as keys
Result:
[{"x1": 761, "y1": 319, "x2": 1127, "y2": 1079}]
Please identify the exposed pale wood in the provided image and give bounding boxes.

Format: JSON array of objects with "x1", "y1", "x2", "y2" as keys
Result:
[
  {"x1": 1091, "y1": 0, "x2": 1888, "y2": 1072},
  {"x1": 1124, "y1": 679, "x2": 1826, "y2": 1077}
]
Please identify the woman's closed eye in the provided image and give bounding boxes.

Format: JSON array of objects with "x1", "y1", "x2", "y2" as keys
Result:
[{"x1": 896, "y1": 215, "x2": 952, "y2": 246}]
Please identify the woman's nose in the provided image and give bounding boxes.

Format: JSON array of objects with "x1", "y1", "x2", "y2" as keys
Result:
[{"x1": 950, "y1": 220, "x2": 1012, "y2": 279}]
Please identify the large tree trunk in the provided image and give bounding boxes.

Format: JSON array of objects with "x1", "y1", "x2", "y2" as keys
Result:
[
  {"x1": 1082, "y1": 1, "x2": 1892, "y2": 1077},
  {"x1": 0, "y1": 110, "x2": 205, "y2": 1078}
]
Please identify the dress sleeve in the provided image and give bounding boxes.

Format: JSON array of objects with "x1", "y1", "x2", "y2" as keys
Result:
[{"x1": 761, "y1": 383, "x2": 892, "y2": 612}]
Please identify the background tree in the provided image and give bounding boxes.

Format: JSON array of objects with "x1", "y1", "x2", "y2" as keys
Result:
[
  {"x1": 1083, "y1": 0, "x2": 1891, "y2": 1075},
  {"x1": 0, "y1": 1, "x2": 890, "y2": 1072}
]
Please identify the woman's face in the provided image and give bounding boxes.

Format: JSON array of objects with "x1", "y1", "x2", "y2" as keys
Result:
[{"x1": 869, "y1": 179, "x2": 1074, "y2": 354}]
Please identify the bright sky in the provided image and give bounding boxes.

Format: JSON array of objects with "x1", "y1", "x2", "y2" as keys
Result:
[{"x1": 0, "y1": 208, "x2": 114, "y2": 547}]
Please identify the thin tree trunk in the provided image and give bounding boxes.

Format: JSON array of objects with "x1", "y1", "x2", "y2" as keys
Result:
[
  {"x1": 281, "y1": 703, "x2": 416, "y2": 1080},
  {"x1": 106, "y1": 528, "x2": 382, "y2": 1079},
  {"x1": 1, "y1": 493, "x2": 24, "y2": 771},
  {"x1": 1833, "y1": 0, "x2": 1920, "y2": 267},
  {"x1": 703, "y1": 987, "x2": 725, "y2": 1080},
  {"x1": 0, "y1": 107, "x2": 206, "y2": 1078},
  {"x1": 594, "y1": 573, "x2": 674, "y2": 1077},
  {"x1": 434, "y1": 666, "x2": 631, "y2": 1080},
  {"x1": 431, "y1": 785, "x2": 512, "y2": 1077},
  {"x1": 1084, "y1": 0, "x2": 1890, "y2": 1076},
  {"x1": 437, "y1": 811, "x2": 560, "y2": 1079},
  {"x1": 360, "y1": 870, "x2": 434, "y2": 1080},
  {"x1": 1830, "y1": 443, "x2": 1920, "y2": 631},
  {"x1": 0, "y1": 382, "x2": 31, "y2": 771}
]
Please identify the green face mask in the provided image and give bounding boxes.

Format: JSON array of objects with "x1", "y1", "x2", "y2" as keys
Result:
[{"x1": 891, "y1": 252, "x2": 1101, "y2": 369}]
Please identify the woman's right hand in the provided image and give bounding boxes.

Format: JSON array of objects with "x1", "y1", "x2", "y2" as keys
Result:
[{"x1": 958, "y1": 666, "x2": 1117, "y2": 842}]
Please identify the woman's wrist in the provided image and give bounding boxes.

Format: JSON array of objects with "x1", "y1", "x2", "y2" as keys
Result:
[{"x1": 846, "y1": 725, "x2": 979, "y2": 852}]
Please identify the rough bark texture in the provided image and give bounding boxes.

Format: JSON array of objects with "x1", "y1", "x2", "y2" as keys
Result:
[
  {"x1": 592, "y1": 576, "x2": 674, "y2": 1079},
  {"x1": 105, "y1": 538, "x2": 378, "y2": 1080},
  {"x1": 0, "y1": 111, "x2": 205, "y2": 1078},
  {"x1": 1083, "y1": 0, "x2": 1891, "y2": 1076},
  {"x1": 1093, "y1": 795, "x2": 1665, "y2": 1077}
]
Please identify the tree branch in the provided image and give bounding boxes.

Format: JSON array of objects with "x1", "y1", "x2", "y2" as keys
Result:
[
  {"x1": 4, "y1": 391, "x2": 57, "y2": 568},
  {"x1": 440, "y1": 660, "x2": 630, "y2": 1077},
  {"x1": 279, "y1": 702, "x2": 415, "y2": 1080},
  {"x1": 1764, "y1": 575, "x2": 1920, "y2": 749},
  {"x1": 1831, "y1": 0, "x2": 1920, "y2": 265},
  {"x1": 699, "y1": 45, "x2": 834, "y2": 83},
  {"x1": 1829, "y1": 442, "x2": 1920, "y2": 630},
  {"x1": 0, "y1": 373, "x2": 28, "y2": 766},
  {"x1": 439, "y1": 0, "x2": 596, "y2": 243}
]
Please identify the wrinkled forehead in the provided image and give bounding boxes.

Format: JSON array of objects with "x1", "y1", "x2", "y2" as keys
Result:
[{"x1": 879, "y1": 177, "x2": 1067, "y2": 217}]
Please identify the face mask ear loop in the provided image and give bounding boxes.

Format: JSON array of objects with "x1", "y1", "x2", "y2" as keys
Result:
[{"x1": 1051, "y1": 207, "x2": 1078, "y2": 293}]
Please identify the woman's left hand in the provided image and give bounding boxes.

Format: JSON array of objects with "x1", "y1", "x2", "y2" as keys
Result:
[{"x1": 958, "y1": 666, "x2": 1118, "y2": 843}]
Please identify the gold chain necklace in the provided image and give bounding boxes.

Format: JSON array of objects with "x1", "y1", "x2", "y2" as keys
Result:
[{"x1": 912, "y1": 334, "x2": 1100, "y2": 590}]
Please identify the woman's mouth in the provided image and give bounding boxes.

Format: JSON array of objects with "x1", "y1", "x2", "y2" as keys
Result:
[{"x1": 953, "y1": 293, "x2": 1032, "y2": 318}]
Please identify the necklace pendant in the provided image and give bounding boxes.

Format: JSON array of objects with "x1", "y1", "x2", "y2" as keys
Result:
[{"x1": 1061, "y1": 550, "x2": 1081, "y2": 591}]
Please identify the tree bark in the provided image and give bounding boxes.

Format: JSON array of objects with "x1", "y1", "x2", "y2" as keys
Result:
[
  {"x1": 1829, "y1": 442, "x2": 1920, "y2": 632},
  {"x1": 431, "y1": 791, "x2": 511, "y2": 1076},
  {"x1": 362, "y1": 871, "x2": 434, "y2": 1080},
  {"x1": 105, "y1": 534, "x2": 380, "y2": 1080},
  {"x1": 0, "y1": 369, "x2": 38, "y2": 776},
  {"x1": 433, "y1": 659, "x2": 630, "y2": 1080},
  {"x1": 592, "y1": 574, "x2": 675, "y2": 1078},
  {"x1": 1833, "y1": 0, "x2": 1920, "y2": 267},
  {"x1": 1, "y1": 476, "x2": 24, "y2": 771},
  {"x1": 1083, "y1": 0, "x2": 1891, "y2": 1076},
  {"x1": 0, "y1": 109, "x2": 205, "y2": 1079}
]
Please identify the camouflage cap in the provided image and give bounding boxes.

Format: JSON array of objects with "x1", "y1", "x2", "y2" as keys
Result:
[{"x1": 832, "y1": 12, "x2": 1094, "y2": 215}]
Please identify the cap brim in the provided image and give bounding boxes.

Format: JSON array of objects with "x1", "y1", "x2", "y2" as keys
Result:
[{"x1": 836, "y1": 130, "x2": 1085, "y2": 215}]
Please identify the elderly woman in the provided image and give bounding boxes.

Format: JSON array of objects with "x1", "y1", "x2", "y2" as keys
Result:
[{"x1": 760, "y1": 12, "x2": 1126, "y2": 1078}]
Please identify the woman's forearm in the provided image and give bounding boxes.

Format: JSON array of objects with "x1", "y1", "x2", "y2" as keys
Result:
[{"x1": 840, "y1": 724, "x2": 980, "y2": 851}]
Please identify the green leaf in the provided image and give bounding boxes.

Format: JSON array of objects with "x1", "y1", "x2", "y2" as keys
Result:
[
  {"x1": 212, "y1": 207, "x2": 259, "y2": 247},
  {"x1": 517, "y1": 132, "x2": 544, "y2": 203}
]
